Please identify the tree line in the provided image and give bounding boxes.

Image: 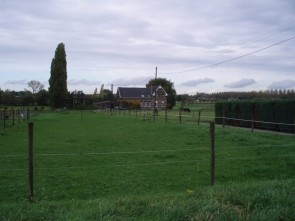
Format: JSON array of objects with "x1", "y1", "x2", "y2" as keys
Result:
[
  {"x1": 177, "y1": 90, "x2": 295, "y2": 102},
  {"x1": 1, "y1": 43, "x2": 178, "y2": 109}
]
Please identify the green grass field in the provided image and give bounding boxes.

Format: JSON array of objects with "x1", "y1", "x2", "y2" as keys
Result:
[{"x1": 0, "y1": 110, "x2": 294, "y2": 220}]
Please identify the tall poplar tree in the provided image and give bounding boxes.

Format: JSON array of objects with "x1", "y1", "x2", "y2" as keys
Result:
[{"x1": 49, "y1": 43, "x2": 68, "y2": 108}]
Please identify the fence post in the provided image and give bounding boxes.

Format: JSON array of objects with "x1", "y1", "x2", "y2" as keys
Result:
[
  {"x1": 210, "y1": 122, "x2": 215, "y2": 186},
  {"x1": 222, "y1": 110, "x2": 225, "y2": 128},
  {"x1": 165, "y1": 109, "x2": 167, "y2": 122},
  {"x1": 252, "y1": 115, "x2": 254, "y2": 132},
  {"x1": 26, "y1": 107, "x2": 30, "y2": 121},
  {"x1": 198, "y1": 110, "x2": 201, "y2": 125},
  {"x1": 12, "y1": 109, "x2": 15, "y2": 126},
  {"x1": 179, "y1": 110, "x2": 182, "y2": 124},
  {"x1": 3, "y1": 109, "x2": 5, "y2": 130},
  {"x1": 28, "y1": 122, "x2": 34, "y2": 202},
  {"x1": 18, "y1": 110, "x2": 21, "y2": 124}
]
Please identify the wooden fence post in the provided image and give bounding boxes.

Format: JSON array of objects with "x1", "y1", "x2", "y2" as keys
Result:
[
  {"x1": 210, "y1": 122, "x2": 215, "y2": 186},
  {"x1": 198, "y1": 110, "x2": 201, "y2": 125},
  {"x1": 12, "y1": 109, "x2": 15, "y2": 126},
  {"x1": 26, "y1": 107, "x2": 30, "y2": 121},
  {"x1": 179, "y1": 110, "x2": 182, "y2": 124},
  {"x1": 222, "y1": 110, "x2": 225, "y2": 128},
  {"x1": 165, "y1": 109, "x2": 167, "y2": 122},
  {"x1": 28, "y1": 122, "x2": 34, "y2": 202},
  {"x1": 18, "y1": 110, "x2": 21, "y2": 124},
  {"x1": 3, "y1": 109, "x2": 5, "y2": 130},
  {"x1": 251, "y1": 115, "x2": 254, "y2": 132}
]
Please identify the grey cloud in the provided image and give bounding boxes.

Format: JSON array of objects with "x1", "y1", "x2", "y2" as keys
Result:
[
  {"x1": 109, "y1": 76, "x2": 153, "y2": 87},
  {"x1": 181, "y1": 78, "x2": 215, "y2": 87},
  {"x1": 68, "y1": 79, "x2": 100, "y2": 86},
  {"x1": 5, "y1": 80, "x2": 27, "y2": 85},
  {"x1": 268, "y1": 79, "x2": 295, "y2": 89},
  {"x1": 0, "y1": 0, "x2": 295, "y2": 94},
  {"x1": 224, "y1": 79, "x2": 256, "y2": 88}
]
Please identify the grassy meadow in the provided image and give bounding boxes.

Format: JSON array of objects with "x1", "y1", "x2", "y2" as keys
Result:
[{"x1": 0, "y1": 109, "x2": 294, "y2": 220}]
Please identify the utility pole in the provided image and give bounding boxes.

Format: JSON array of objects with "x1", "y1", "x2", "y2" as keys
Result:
[{"x1": 155, "y1": 66, "x2": 157, "y2": 79}]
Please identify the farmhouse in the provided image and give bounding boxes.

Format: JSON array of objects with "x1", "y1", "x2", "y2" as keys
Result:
[{"x1": 117, "y1": 85, "x2": 168, "y2": 110}]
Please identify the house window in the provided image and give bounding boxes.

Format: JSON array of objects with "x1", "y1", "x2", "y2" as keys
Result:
[
  {"x1": 155, "y1": 101, "x2": 158, "y2": 107},
  {"x1": 162, "y1": 101, "x2": 165, "y2": 107}
]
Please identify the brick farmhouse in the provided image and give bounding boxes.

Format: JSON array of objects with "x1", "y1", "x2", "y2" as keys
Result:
[{"x1": 117, "y1": 85, "x2": 168, "y2": 110}]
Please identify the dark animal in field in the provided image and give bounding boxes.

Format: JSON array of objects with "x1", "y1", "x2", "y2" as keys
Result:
[{"x1": 181, "y1": 107, "x2": 191, "y2": 113}]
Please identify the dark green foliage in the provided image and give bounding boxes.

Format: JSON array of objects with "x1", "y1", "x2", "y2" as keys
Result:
[
  {"x1": 35, "y1": 89, "x2": 49, "y2": 106},
  {"x1": 196, "y1": 90, "x2": 295, "y2": 100},
  {"x1": 146, "y1": 78, "x2": 176, "y2": 109},
  {"x1": 216, "y1": 100, "x2": 295, "y2": 132},
  {"x1": 49, "y1": 43, "x2": 68, "y2": 108},
  {"x1": 1, "y1": 90, "x2": 16, "y2": 105}
]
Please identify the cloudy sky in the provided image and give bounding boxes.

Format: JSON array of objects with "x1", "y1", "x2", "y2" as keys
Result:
[{"x1": 1, "y1": 0, "x2": 295, "y2": 94}]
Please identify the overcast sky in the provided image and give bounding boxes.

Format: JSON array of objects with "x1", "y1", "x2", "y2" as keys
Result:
[{"x1": 1, "y1": 0, "x2": 295, "y2": 94}]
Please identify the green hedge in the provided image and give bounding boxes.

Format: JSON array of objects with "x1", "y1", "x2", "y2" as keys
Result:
[{"x1": 215, "y1": 100, "x2": 295, "y2": 133}]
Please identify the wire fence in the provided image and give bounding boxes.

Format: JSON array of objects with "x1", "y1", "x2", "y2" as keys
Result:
[
  {"x1": 1, "y1": 139, "x2": 294, "y2": 174},
  {"x1": 1, "y1": 110, "x2": 294, "y2": 202},
  {"x1": 94, "y1": 108, "x2": 295, "y2": 134},
  {"x1": 0, "y1": 108, "x2": 33, "y2": 132},
  {"x1": 73, "y1": 107, "x2": 295, "y2": 135}
]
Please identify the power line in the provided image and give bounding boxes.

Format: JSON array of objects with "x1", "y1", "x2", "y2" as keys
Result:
[{"x1": 161, "y1": 36, "x2": 295, "y2": 75}]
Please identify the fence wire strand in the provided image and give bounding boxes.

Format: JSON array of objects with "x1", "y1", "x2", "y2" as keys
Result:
[{"x1": 1, "y1": 154, "x2": 294, "y2": 173}]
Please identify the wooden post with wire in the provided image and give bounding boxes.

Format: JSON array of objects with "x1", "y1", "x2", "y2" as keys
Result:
[
  {"x1": 3, "y1": 109, "x2": 5, "y2": 130},
  {"x1": 222, "y1": 110, "x2": 225, "y2": 128},
  {"x1": 251, "y1": 115, "x2": 254, "y2": 132},
  {"x1": 28, "y1": 122, "x2": 34, "y2": 202},
  {"x1": 198, "y1": 110, "x2": 201, "y2": 125},
  {"x1": 165, "y1": 109, "x2": 167, "y2": 122},
  {"x1": 210, "y1": 122, "x2": 215, "y2": 186}
]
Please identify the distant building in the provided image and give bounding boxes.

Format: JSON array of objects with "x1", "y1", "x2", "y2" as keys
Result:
[{"x1": 117, "y1": 85, "x2": 168, "y2": 110}]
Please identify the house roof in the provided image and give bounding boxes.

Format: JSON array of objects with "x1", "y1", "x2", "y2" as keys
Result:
[
  {"x1": 117, "y1": 87, "x2": 151, "y2": 98},
  {"x1": 153, "y1": 85, "x2": 168, "y2": 96},
  {"x1": 117, "y1": 85, "x2": 168, "y2": 98}
]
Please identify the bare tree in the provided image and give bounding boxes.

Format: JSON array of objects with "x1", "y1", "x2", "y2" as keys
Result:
[{"x1": 27, "y1": 80, "x2": 44, "y2": 94}]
